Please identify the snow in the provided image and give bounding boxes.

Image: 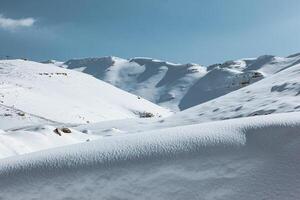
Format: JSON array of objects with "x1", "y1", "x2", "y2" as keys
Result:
[
  {"x1": 0, "y1": 59, "x2": 171, "y2": 158},
  {"x1": 74, "y1": 61, "x2": 300, "y2": 136},
  {"x1": 169, "y1": 61, "x2": 300, "y2": 124},
  {"x1": 0, "y1": 125, "x2": 99, "y2": 158},
  {"x1": 0, "y1": 59, "x2": 171, "y2": 126},
  {"x1": 64, "y1": 56, "x2": 206, "y2": 111},
  {"x1": 0, "y1": 104, "x2": 56, "y2": 129},
  {"x1": 0, "y1": 112, "x2": 300, "y2": 199},
  {"x1": 0, "y1": 52, "x2": 299, "y2": 199},
  {"x1": 63, "y1": 53, "x2": 300, "y2": 111}
]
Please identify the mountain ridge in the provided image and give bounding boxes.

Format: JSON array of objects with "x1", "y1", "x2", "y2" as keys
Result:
[{"x1": 62, "y1": 53, "x2": 300, "y2": 111}]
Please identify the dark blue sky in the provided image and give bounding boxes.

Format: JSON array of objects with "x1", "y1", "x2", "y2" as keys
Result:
[{"x1": 1, "y1": 0, "x2": 300, "y2": 65}]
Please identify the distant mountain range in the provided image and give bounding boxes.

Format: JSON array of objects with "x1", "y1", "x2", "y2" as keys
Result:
[{"x1": 59, "y1": 53, "x2": 300, "y2": 111}]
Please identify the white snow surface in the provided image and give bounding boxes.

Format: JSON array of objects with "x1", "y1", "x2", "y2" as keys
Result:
[
  {"x1": 63, "y1": 53, "x2": 300, "y2": 111},
  {"x1": 0, "y1": 59, "x2": 171, "y2": 126},
  {"x1": 0, "y1": 104, "x2": 55, "y2": 130},
  {"x1": 169, "y1": 60, "x2": 300, "y2": 124},
  {"x1": 75, "y1": 61, "x2": 300, "y2": 136},
  {"x1": 0, "y1": 53, "x2": 300, "y2": 199},
  {"x1": 65, "y1": 56, "x2": 206, "y2": 111},
  {"x1": 0, "y1": 125, "x2": 99, "y2": 159},
  {"x1": 0, "y1": 112, "x2": 300, "y2": 199}
]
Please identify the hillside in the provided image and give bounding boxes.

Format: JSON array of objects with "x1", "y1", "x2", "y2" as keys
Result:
[
  {"x1": 64, "y1": 57, "x2": 206, "y2": 111},
  {"x1": 74, "y1": 61, "x2": 300, "y2": 137},
  {"x1": 168, "y1": 60, "x2": 300, "y2": 124},
  {"x1": 0, "y1": 54, "x2": 299, "y2": 200},
  {"x1": 63, "y1": 53, "x2": 300, "y2": 111},
  {"x1": 0, "y1": 59, "x2": 171, "y2": 128}
]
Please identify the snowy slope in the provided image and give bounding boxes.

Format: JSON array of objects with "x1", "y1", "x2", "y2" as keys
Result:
[
  {"x1": 0, "y1": 125, "x2": 99, "y2": 159},
  {"x1": 74, "y1": 61, "x2": 300, "y2": 137},
  {"x1": 181, "y1": 54, "x2": 300, "y2": 109},
  {"x1": 63, "y1": 53, "x2": 300, "y2": 111},
  {"x1": 0, "y1": 104, "x2": 57, "y2": 130},
  {"x1": 64, "y1": 56, "x2": 206, "y2": 111},
  {"x1": 0, "y1": 112, "x2": 300, "y2": 200},
  {"x1": 168, "y1": 61, "x2": 300, "y2": 124},
  {"x1": 0, "y1": 53, "x2": 299, "y2": 200},
  {"x1": 0, "y1": 59, "x2": 171, "y2": 127}
]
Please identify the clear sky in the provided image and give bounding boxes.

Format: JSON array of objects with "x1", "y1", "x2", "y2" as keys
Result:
[{"x1": 0, "y1": 0, "x2": 300, "y2": 65}]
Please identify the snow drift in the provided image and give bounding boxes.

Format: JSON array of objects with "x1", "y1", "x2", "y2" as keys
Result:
[{"x1": 0, "y1": 112, "x2": 300, "y2": 199}]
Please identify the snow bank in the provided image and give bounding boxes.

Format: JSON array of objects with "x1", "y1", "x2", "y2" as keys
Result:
[{"x1": 0, "y1": 112, "x2": 300, "y2": 199}]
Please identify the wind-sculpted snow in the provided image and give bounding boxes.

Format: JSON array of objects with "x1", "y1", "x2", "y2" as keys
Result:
[{"x1": 0, "y1": 113, "x2": 300, "y2": 199}]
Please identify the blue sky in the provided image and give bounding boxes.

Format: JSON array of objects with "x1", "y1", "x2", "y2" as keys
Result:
[{"x1": 0, "y1": 0, "x2": 300, "y2": 65}]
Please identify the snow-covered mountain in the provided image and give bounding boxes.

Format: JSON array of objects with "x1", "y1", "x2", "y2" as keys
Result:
[
  {"x1": 0, "y1": 59, "x2": 171, "y2": 128},
  {"x1": 167, "y1": 60, "x2": 300, "y2": 124},
  {"x1": 73, "y1": 59, "x2": 300, "y2": 137},
  {"x1": 0, "y1": 59, "x2": 171, "y2": 158},
  {"x1": 64, "y1": 57, "x2": 206, "y2": 111},
  {"x1": 0, "y1": 53, "x2": 300, "y2": 200},
  {"x1": 63, "y1": 53, "x2": 300, "y2": 111}
]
